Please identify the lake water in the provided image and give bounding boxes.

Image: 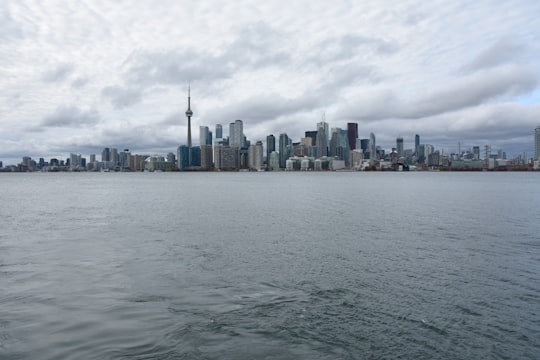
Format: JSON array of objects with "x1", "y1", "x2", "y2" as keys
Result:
[{"x1": 1, "y1": 172, "x2": 539, "y2": 359}]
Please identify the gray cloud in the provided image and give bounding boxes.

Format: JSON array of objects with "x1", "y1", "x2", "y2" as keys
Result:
[
  {"x1": 42, "y1": 63, "x2": 75, "y2": 83},
  {"x1": 0, "y1": 8, "x2": 23, "y2": 42},
  {"x1": 123, "y1": 22, "x2": 290, "y2": 88},
  {"x1": 204, "y1": 93, "x2": 320, "y2": 126},
  {"x1": 41, "y1": 105, "x2": 100, "y2": 128},
  {"x1": 407, "y1": 65, "x2": 538, "y2": 118},
  {"x1": 101, "y1": 85, "x2": 142, "y2": 109},
  {"x1": 463, "y1": 39, "x2": 526, "y2": 72},
  {"x1": 307, "y1": 34, "x2": 399, "y2": 66},
  {"x1": 338, "y1": 65, "x2": 538, "y2": 121},
  {"x1": 71, "y1": 77, "x2": 89, "y2": 88}
]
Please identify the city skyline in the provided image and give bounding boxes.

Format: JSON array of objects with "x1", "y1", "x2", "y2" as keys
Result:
[{"x1": 1, "y1": 1, "x2": 540, "y2": 165}]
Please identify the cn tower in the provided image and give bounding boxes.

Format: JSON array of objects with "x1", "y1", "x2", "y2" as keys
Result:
[{"x1": 185, "y1": 83, "x2": 193, "y2": 165}]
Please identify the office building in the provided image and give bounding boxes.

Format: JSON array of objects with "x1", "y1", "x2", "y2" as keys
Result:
[
  {"x1": 347, "y1": 123, "x2": 358, "y2": 150},
  {"x1": 266, "y1": 134, "x2": 275, "y2": 169},
  {"x1": 200, "y1": 126, "x2": 212, "y2": 146},
  {"x1": 229, "y1": 120, "x2": 244, "y2": 148},
  {"x1": 279, "y1": 133, "x2": 289, "y2": 169},
  {"x1": 396, "y1": 137, "x2": 404, "y2": 157},
  {"x1": 248, "y1": 141, "x2": 264, "y2": 170}
]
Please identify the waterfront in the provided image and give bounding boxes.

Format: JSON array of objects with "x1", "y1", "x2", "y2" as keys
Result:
[{"x1": 1, "y1": 172, "x2": 539, "y2": 359}]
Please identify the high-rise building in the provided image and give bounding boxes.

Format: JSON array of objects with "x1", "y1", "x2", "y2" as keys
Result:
[
  {"x1": 473, "y1": 146, "x2": 480, "y2": 161},
  {"x1": 101, "y1": 147, "x2": 110, "y2": 162},
  {"x1": 177, "y1": 145, "x2": 190, "y2": 171},
  {"x1": 316, "y1": 122, "x2": 328, "y2": 158},
  {"x1": 396, "y1": 137, "x2": 404, "y2": 157},
  {"x1": 347, "y1": 123, "x2": 358, "y2": 150},
  {"x1": 248, "y1": 141, "x2": 264, "y2": 170},
  {"x1": 69, "y1": 153, "x2": 81, "y2": 169},
  {"x1": 305, "y1": 131, "x2": 317, "y2": 146},
  {"x1": 200, "y1": 126, "x2": 211, "y2": 146},
  {"x1": 369, "y1": 133, "x2": 376, "y2": 160},
  {"x1": 266, "y1": 134, "x2": 275, "y2": 169},
  {"x1": 535, "y1": 126, "x2": 540, "y2": 160},
  {"x1": 200, "y1": 144, "x2": 213, "y2": 169},
  {"x1": 415, "y1": 134, "x2": 420, "y2": 155},
  {"x1": 215, "y1": 124, "x2": 223, "y2": 139},
  {"x1": 229, "y1": 120, "x2": 244, "y2": 148},
  {"x1": 110, "y1": 148, "x2": 118, "y2": 166},
  {"x1": 279, "y1": 133, "x2": 289, "y2": 169}
]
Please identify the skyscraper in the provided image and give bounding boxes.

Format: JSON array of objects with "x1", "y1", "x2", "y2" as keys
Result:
[
  {"x1": 347, "y1": 123, "x2": 358, "y2": 150},
  {"x1": 369, "y1": 133, "x2": 376, "y2": 160},
  {"x1": 316, "y1": 121, "x2": 328, "y2": 158},
  {"x1": 215, "y1": 124, "x2": 223, "y2": 139},
  {"x1": 415, "y1": 134, "x2": 420, "y2": 155},
  {"x1": 535, "y1": 126, "x2": 540, "y2": 160},
  {"x1": 200, "y1": 126, "x2": 211, "y2": 146},
  {"x1": 279, "y1": 133, "x2": 289, "y2": 169},
  {"x1": 266, "y1": 134, "x2": 275, "y2": 169},
  {"x1": 229, "y1": 120, "x2": 244, "y2": 148},
  {"x1": 396, "y1": 137, "x2": 404, "y2": 157},
  {"x1": 101, "y1": 147, "x2": 110, "y2": 162}
]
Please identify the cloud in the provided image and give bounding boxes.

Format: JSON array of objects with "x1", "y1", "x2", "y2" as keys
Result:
[
  {"x1": 407, "y1": 65, "x2": 538, "y2": 118},
  {"x1": 101, "y1": 85, "x2": 142, "y2": 109},
  {"x1": 71, "y1": 77, "x2": 89, "y2": 88},
  {"x1": 463, "y1": 39, "x2": 526, "y2": 72},
  {"x1": 0, "y1": 8, "x2": 23, "y2": 42},
  {"x1": 42, "y1": 63, "x2": 75, "y2": 82},
  {"x1": 122, "y1": 22, "x2": 290, "y2": 88},
  {"x1": 204, "y1": 93, "x2": 319, "y2": 126},
  {"x1": 41, "y1": 105, "x2": 100, "y2": 128},
  {"x1": 338, "y1": 65, "x2": 538, "y2": 121},
  {"x1": 308, "y1": 34, "x2": 399, "y2": 65}
]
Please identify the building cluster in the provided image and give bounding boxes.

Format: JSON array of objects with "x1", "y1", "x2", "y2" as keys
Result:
[{"x1": 2, "y1": 93, "x2": 540, "y2": 173}]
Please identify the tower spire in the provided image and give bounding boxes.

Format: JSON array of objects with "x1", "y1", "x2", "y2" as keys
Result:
[
  {"x1": 186, "y1": 83, "x2": 193, "y2": 148},
  {"x1": 185, "y1": 82, "x2": 193, "y2": 165}
]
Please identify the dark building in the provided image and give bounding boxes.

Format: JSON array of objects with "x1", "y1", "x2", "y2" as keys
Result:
[
  {"x1": 279, "y1": 133, "x2": 289, "y2": 169},
  {"x1": 347, "y1": 123, "x2": 358, "y2": 150},
  {"x1": 305, "y1": 131, "x2": 317, "y2": 146},
  {"x1": 360, "y1": 139, "x2": 369, "y2": 154},
  {"x1": 266, "y1": 134, "x2": 275, "y2": 168}
]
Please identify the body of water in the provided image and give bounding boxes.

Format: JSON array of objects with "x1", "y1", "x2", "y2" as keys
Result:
[{"x1": 1, "y1": 172, "x2": 539, "y2": 359}]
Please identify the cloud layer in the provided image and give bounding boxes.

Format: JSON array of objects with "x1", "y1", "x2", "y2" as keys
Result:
[{"x1": 0, "y1": 0, "x2": 539, "y2": 164}]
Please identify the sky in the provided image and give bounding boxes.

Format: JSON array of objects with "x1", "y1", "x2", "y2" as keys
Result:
[{"x1": 1, "y1": 0, "x2": 539, "y2": 165}]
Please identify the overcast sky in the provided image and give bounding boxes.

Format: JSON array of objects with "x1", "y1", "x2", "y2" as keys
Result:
[{"x1": 1, "y1": 0, "x2": 539, "y2": 164}]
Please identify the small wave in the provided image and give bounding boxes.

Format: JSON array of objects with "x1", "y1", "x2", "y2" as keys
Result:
[
  {"x1": 420, "y1": 319, "x2": 448, "y2": 336},
  {"x1": 456, "y1": 305, "x2": 482, "y2": 317}
]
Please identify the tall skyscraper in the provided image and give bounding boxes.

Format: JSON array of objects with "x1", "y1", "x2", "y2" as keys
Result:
[
  {"x1": 266, "y1": 134, "x2": 275, "y2": 169},
  {"x1": 396, "y1": 137, "x2": 404, "y2": 157},
  {"x1": 110, "y1": 148, "x2": 118, "y2": 166},
  {"x1": 200, "y1": 126, "x2": 211, "y2": 145},
  {"x1": 316, "y1": 121, "x2": 328, "y2": 158},
  {"x1": 215, "y1": 124, "x2": 223, "y2": 139},
  {"x1": 347, "y1": 123, "x2": 358, "y2": 150},
  {"x1": 535, "y1": 126, "x2": 540, "y2": 160},
  {"x1": 415, "y1": 134, "x2": 420, "y2": 155},
  {"x1": 185, "y1": 84, "x2": 193, "y2": 165},
  {"x1": 248, "y1": 141, "x2": 264, "y2": 170},
  {"x1": 279, "y1": 133, "x2": 289, "y2": 169},
  {"x1": 101, "y1": 147, "x2": 110, "y2": 162},
  {"x1": 369, "y1": 133, "x2": 376, "y2": 160},
  {"x1": 229, "y1": 120, "x2": 244, "y2": 148}
]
